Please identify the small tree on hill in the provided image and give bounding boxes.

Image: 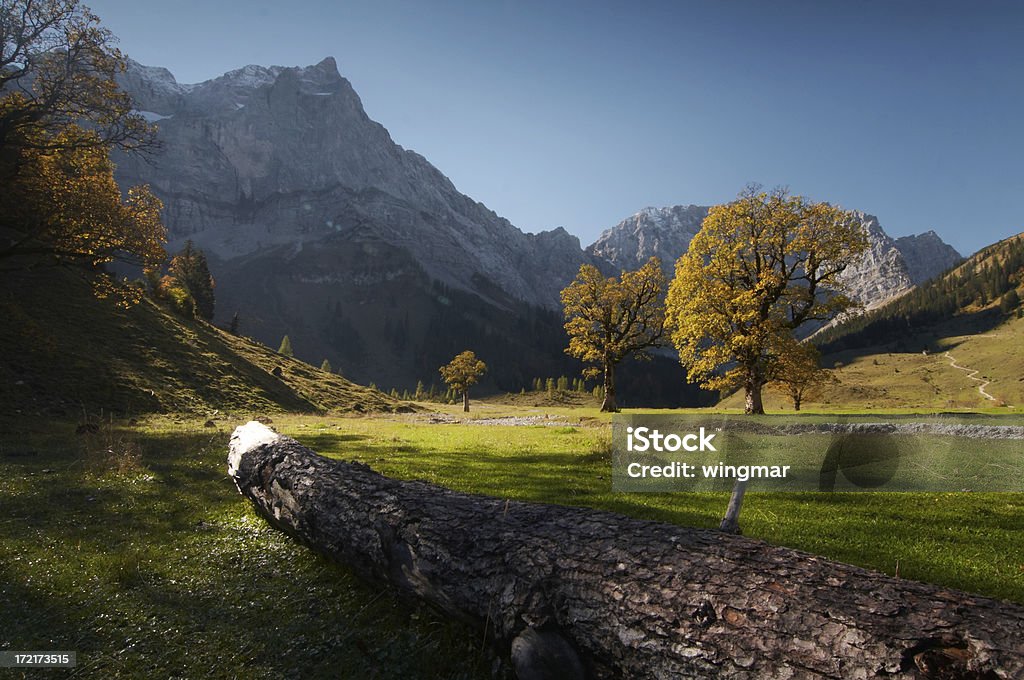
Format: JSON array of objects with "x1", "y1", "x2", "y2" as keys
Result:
[
  {"x1": 439, "y1": 350, "x2": 487, "y2": 412},
  {"x1": 320, "y1": 359, "x2": 332, "y2": 373},
  {"x1": 278, "y1": 335, "x2": 294, "y2": 357},
  {"x1": 561, "y1": 257, "x2": 666, "y2": 412},
  {"x1": 1000, "y1": 289, "x2": 1020, "y2": 315},
  {"x1": 228, "y1": 312, "x2": 240, "y2": 335},
  {"x1": 770, "y1": 345, "x2": 836, "y2": 411}
]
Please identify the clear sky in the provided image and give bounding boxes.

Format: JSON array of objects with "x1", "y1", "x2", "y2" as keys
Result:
[{"x1": 86, "y1": 0, "x2": 1023, "y2": 255}]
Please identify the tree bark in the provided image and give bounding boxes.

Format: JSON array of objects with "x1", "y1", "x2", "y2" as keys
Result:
[
  {"x1": 743, "y1": 378, "x2": 765, "y2": 415},
  {"x1": 600, "y1": 360, "x2": 617, "y2": 412},
  {"x1": 463, "y1": 390, "x2": 470, "y2": 412},
  {"x1": 228, "y1": 422, "x2": 1024, "y2": 680}
]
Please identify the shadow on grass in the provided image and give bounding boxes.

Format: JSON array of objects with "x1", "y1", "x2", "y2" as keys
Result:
[{"x1": 0, "y1": 423, "x2": 496, "y2": 679}]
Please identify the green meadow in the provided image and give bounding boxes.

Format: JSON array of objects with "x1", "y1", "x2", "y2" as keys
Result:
[{"x1": 1, "y1": 407, "x2": 1022, "y2": 678}]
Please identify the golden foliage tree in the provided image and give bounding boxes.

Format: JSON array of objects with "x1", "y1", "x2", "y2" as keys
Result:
[
  {"x1": 666, "y1": 186, "x2": 867, "y2": 414},
  {"x1": 0, "y1": 0, "x2": 154, "y2": 159},
  {"x1": 561, "y1": 257, "x2": 666, "y2": 412},
  {"x1": 439, "y1": 350, "x2": 487, "y2": 412},
  {"x1": 0, "y1": 124, "x2": 165, "y2": 303},
  {"x1": 0, "y1": 1, "x2": 164, "y2": 304}
]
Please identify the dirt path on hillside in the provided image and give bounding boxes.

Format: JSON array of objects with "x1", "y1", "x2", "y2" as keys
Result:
[{"x1": 942, "y1": 351, "x2": 997, "y2": 401}]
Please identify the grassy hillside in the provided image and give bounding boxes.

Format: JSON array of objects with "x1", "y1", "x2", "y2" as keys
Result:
[
  {"x1": 0, "y1": 268, "x2": 398, "y2": 417},
  {"x1": 720, "y1": 312, "x2": 1024, "y2": 412}
]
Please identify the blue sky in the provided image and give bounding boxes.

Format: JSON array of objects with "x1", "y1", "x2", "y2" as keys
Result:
[{"x1": 87, "y1": 0, "x2": 1023, "y2": 255}]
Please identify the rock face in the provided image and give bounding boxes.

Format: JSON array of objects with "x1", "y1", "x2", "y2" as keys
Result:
[
  {"x1": 894, "y1": 230, "x2": 964, "y2": 285},
  {"x1": 588, "y1": 207, "x2": 961, "y2": 307},
  {"x1": 586, "y1": 205, "x2": 708, "y2": 273}
]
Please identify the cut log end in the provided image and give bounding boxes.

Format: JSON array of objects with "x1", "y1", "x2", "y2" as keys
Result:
[{"x1": 227, "y1": 421, "x2": 280, "y2": 477}]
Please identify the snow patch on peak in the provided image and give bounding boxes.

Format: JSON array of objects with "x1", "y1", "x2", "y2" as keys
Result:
[
  {"x1": 133, "y1": 110, "x2": 172, "y2": 122},
  {"x1": 219, "y1": 64, "x2": 285, "y2": 88}
]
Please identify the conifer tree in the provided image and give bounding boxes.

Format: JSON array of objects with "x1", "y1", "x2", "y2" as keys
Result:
[
  {"x1": 167, "y1": 240, "x2": 215, "y2": 320},
  {"x1": 278, "y1": 335, "x2": 294, "y2": 357}
]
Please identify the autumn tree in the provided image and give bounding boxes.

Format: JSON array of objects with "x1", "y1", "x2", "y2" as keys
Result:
[
  {"x1": 0, "y1": 1, "x2": 164, "y2": 303},
  {"x1": 561, "y1": 257, "x2": 666, "y2": 412},
  {"x1": 166, "y1": 241, "x2": 215, "y2": 320},
  {"x1": 0, "y1": 0, "x2": 154, "y2": 161},
  {"x1": 666, "y1": 186, "x2": 868, "y2": 415},
  {"x1": 769, "y1": 344, "x2": 836, "y2": 411},
  {"x1": 439, "y1": 350, "x2": 486, "y2": 412}
]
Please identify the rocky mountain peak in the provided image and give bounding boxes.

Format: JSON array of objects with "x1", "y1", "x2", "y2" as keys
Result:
[
  {"x1": 894, "y1": 230, "x2": 963, "y2": 285},
  {"x1": 114, "y1": 58, "x2": 597, "y2": 311},
  {"x1": 587, "y1": 204, "x2": 709, "y2": 273}
]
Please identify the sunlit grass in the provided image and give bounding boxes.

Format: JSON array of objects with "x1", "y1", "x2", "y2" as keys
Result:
[{"x1": 2, "y1": 409, "x2": 1021, "y2": 679}]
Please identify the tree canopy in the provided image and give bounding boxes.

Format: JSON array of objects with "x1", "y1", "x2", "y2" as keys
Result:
[
  {"x1": 769, "y1": 344, "x2": 835, "y2": 411},
  {"x1": 439, "y1": 350, "x2": 487, "y2": 412},
  {"x1": 666, "y1": 186, "x2": 867, "y2": 414},
  {"x1": 0, "y1": 1, "x2": 165, "y2": 303},
  {"x1": 561, "y1": 257, "x2": 666, "y2": 412},
  {"x1": 0, "y1": 0, "x2": 154, "y2": 159},
  {"x1": 277, "y1": 335, "x2": 294, "y2": 357}
]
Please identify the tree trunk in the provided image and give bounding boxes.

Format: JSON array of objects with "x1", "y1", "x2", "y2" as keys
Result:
[
  {"x1": 600, "y1": 360, "x2": 617, "y2": 412},
  {"x1": 228, "y1": 422, "x2": 1024, "y2": 680},
  {"x1": 743, "y1": 378, "x2": 765, "y2": 415},
  {"x1": 793, "y1": 391, "x2": 802, "y2": 412},
  {"x1": 463, "y1": 390, "x2": 469, "y2": 412}
]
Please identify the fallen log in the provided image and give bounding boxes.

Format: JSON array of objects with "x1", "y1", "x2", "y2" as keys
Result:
[{"x1": 228, "y1": 421, "x2": 1024, "y2": 679}]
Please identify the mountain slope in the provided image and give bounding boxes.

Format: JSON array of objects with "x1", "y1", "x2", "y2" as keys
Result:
[
  {"x1": 818, "y1": 232, "x2": 1024, "y2": 353},
  {"x1": 0, "y1": 268, "x2": 397, "y2": 416}
]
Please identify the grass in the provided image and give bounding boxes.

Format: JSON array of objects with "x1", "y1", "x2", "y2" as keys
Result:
[
  {"x1": 718, "y1": 313, "x2": 1023, "y2": 413},
  {"x1": 2, "y1": 408, "x2": 1022, "y2": 678},
  {"x1": 272, "y1": 412, "x2": 1024, "y2": 602},
  {"x1": 0, "y1": 417, "x2": 496, "y2": 679},
  {"x1": 0, "y1": 268, "x2": 397, "y2": 418}
]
